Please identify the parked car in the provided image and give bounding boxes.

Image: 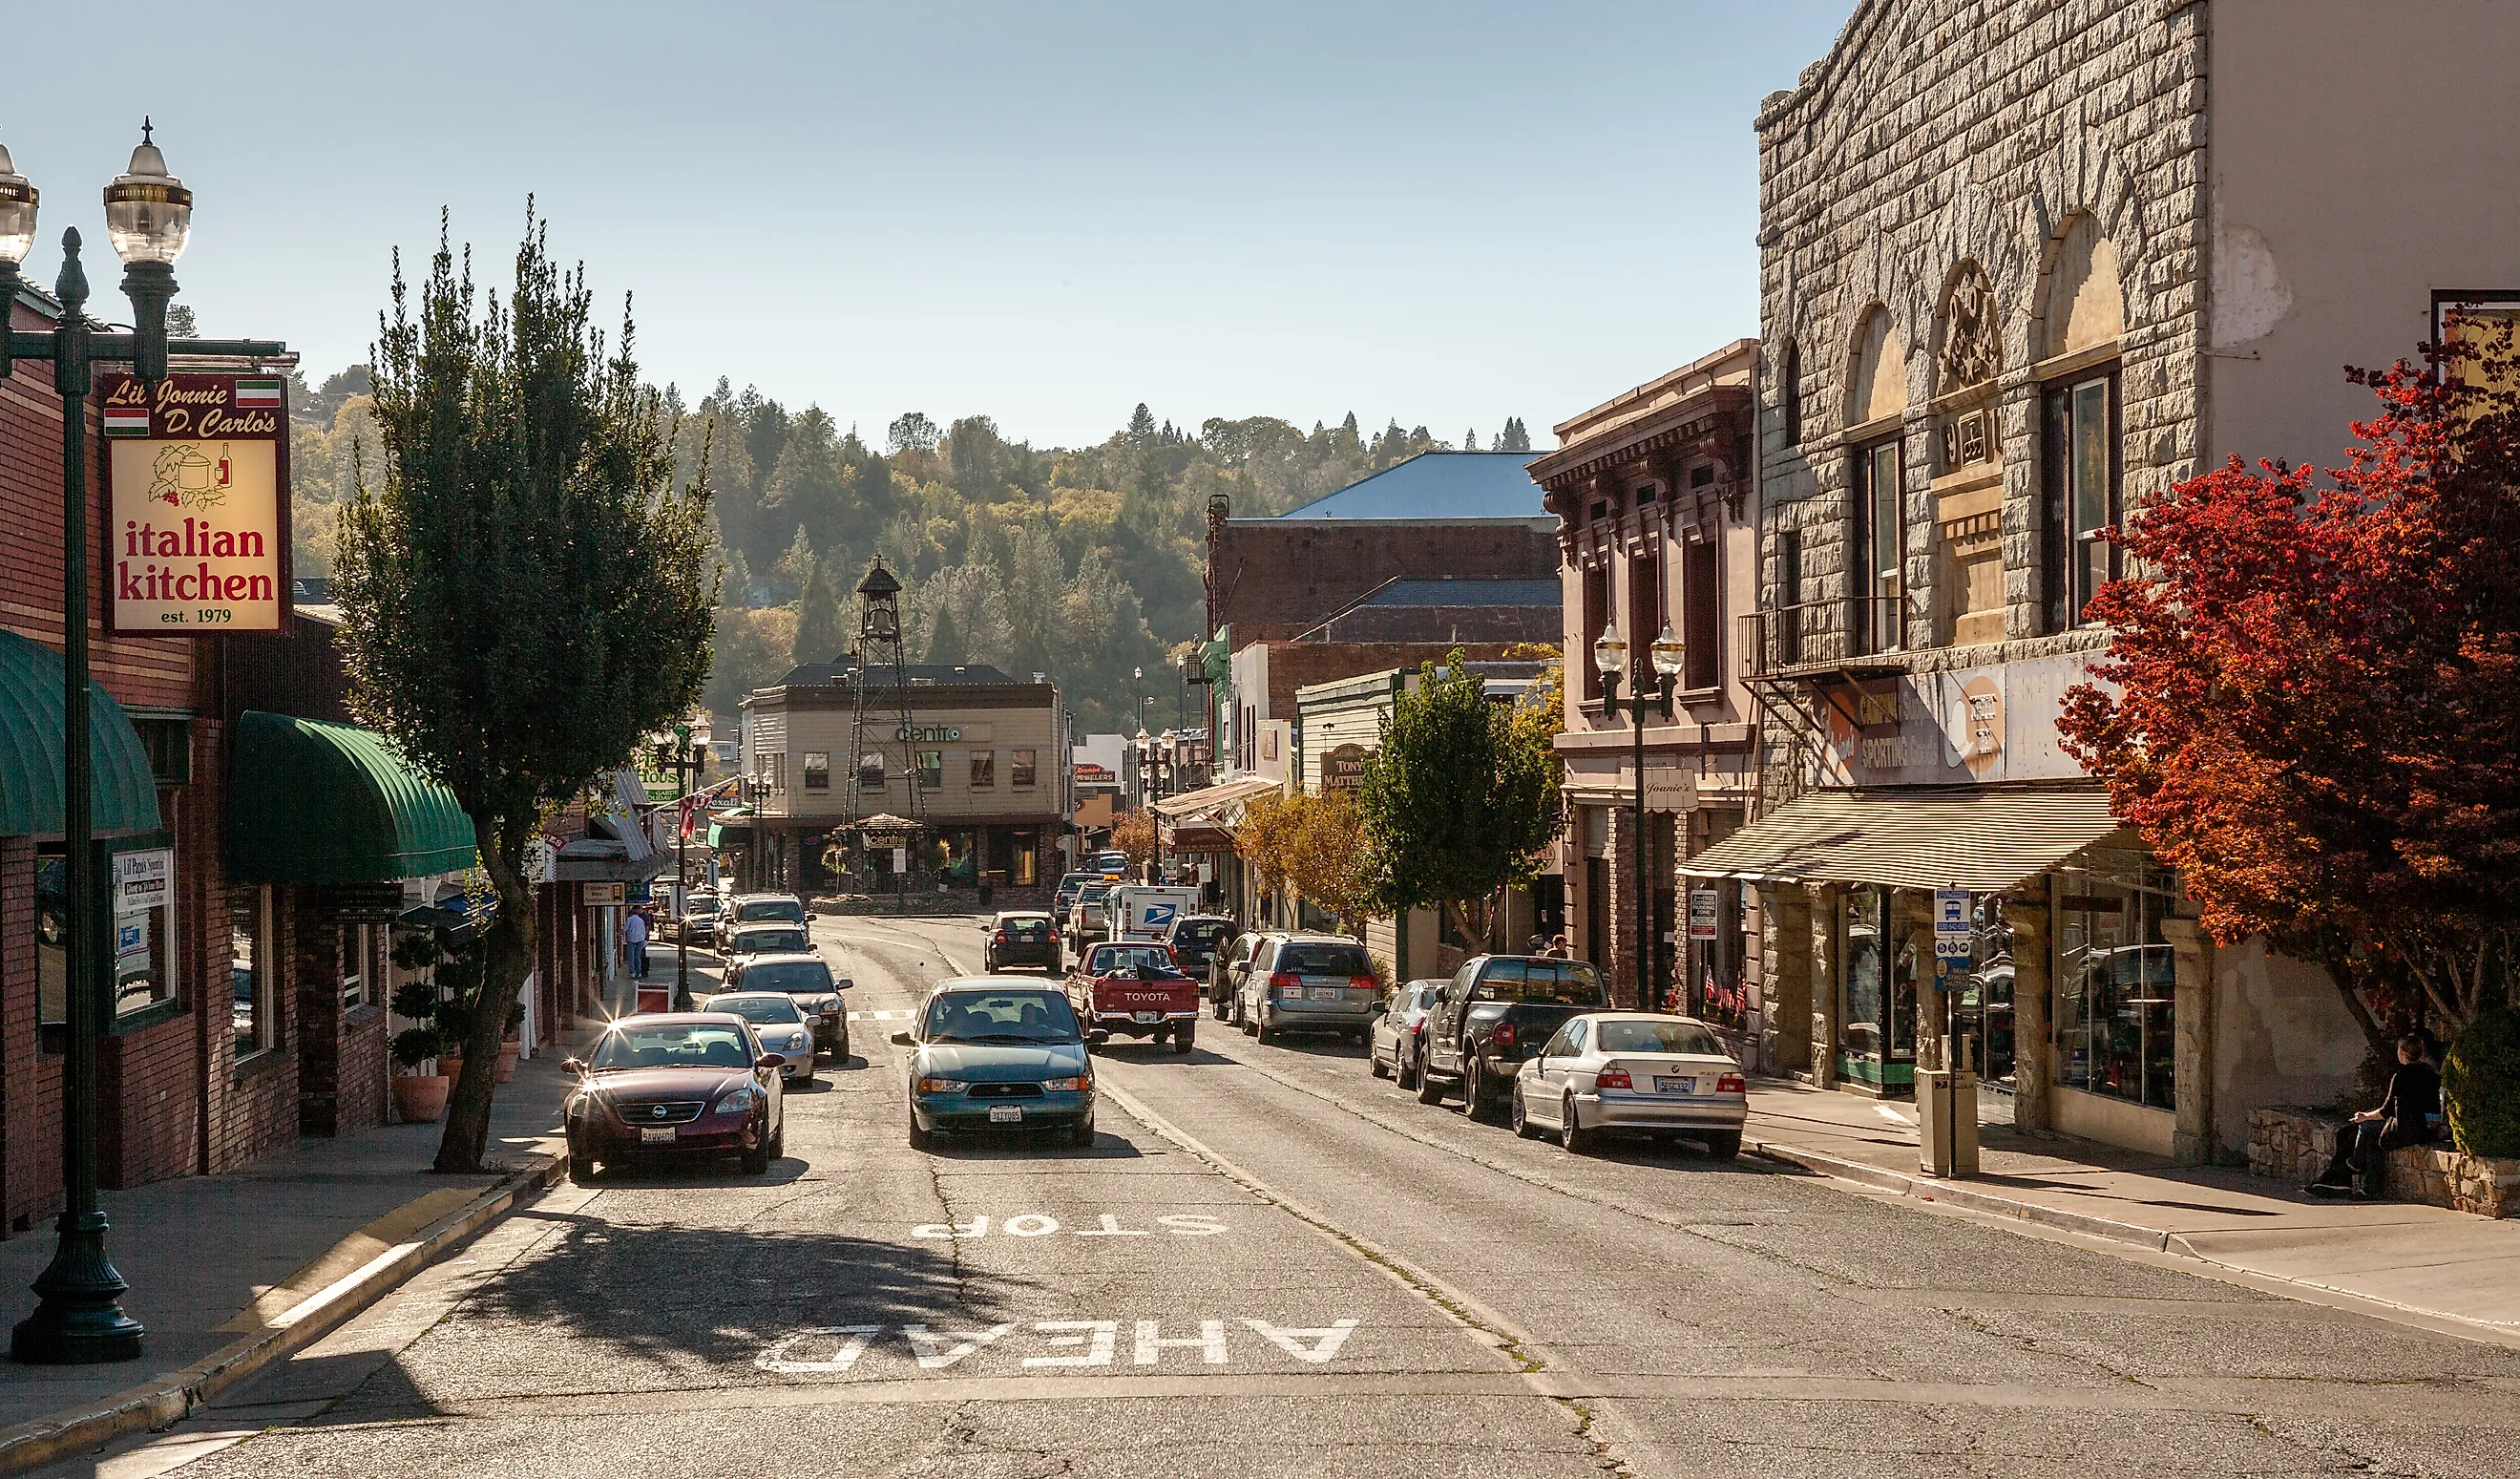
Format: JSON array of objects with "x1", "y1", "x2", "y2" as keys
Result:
[
  {"x1": 1087, "y1": 849, "x2": 1130, "y2": 877},
  {"x1": 723, "y1": 921, "x2": 815, "y2": 963},
  {"x1": 561, "y1": 1012, "x2": 787, "y2": 1181},
  {"x1": 1209, "y1": 930, "x2": 1276, "y2": 1020},
  {"x1": 702, "y1": 991, "x2": 821, "y2": 1085},
  {"x1": 727, "y1": 892, "x2": 808, "y2": 927},
  {"x1": 1065, "y1": 940, "x2": 1200, "y2": 1054},
  {"x1": 1164, "y1": 915, "x2": 1237, "y2": 982},
  {"x1": 722, "y1": 951, "x2": 851, "y2": 1060},
  {"x1": 675, "y1": 892, "x2": 722, "y2": 945},
  {"x1": 1234, "y1": 934, "x2": 1379, "y2": 1044},
  {"x1": 1054, "y1": 871, "x2": 1094, "y2": 917},
  {"x1": 1067, "y1": 881, "x2": 1115, "y2": 954},
  {"x1": 1417, "y1": 955, "x2": 1611, "y2": 1122},
  {"x1": 1368, "y1": 978, "x2": 1448, "y2": 1088},
  {"x1": 1509, "y1": 1012, "x2": 1747, "y2": 1158},
  {"x1": 984, "y1": 911, "x2": 1060, "y2": 972},
  {"x1": 892, "y1": 978, "x2": 1102, "y2": 1150}
]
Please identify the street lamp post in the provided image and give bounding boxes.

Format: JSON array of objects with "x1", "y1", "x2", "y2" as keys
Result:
[
  {"x1": 3, "y1": 126, "x2": 284, "y2": 1366},
  {"x1": 655, "y1": 726, "x2": 702, "y2": 1009},
  {"x1": 1594, "y1": 623, "x2": 1686, "y2": 1013}
]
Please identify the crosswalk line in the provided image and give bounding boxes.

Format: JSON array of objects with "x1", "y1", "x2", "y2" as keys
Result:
[{"x1": 846, "y1": 1009, "x2": 917, "y2": 1022}]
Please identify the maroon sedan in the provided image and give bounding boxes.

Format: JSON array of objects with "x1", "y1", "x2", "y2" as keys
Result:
[{"x1": 563, "y1": 1013, "x2": 788, "y2": 1182}]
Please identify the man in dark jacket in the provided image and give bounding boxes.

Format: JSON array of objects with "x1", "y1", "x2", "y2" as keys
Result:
[{"x1": 2312, "y1": 1035, "x2": 2441, "y2": 1199}]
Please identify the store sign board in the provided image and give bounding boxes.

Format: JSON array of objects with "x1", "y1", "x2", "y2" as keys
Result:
[
  {"x1": 112, "y1": 848, "x2": 174, "y2": 914},
  {"x1": 101, "y1": 371, "x2": 291, "y2": 635},
  {"x1": 584, "y1": 881, "x2": 627, "y2": 906},
  {"x1": 1688, "y1": 888, "x2": 1719, "y2": 941},
  {"x1": 1825, "y1": 655, "x2": 2098, "y2": 787},
  {"x1": 1322, "y1": 744, "x2": 1369, "y2": 792}
]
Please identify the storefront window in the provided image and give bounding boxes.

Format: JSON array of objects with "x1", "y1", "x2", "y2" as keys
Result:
[
  {"x1": 233, "y1": 888, "x2": 273, "y2": 1059},
  {"x1": 917, "y1": 750, "x2": 943, "y2": 790},
  {"x1": 2053, "y1": 851, "x2": 2176, "y2": 1111},
  {"x1": 1956, "y1": 895, "x2": 2015, "y2": 1088},
  {"x1": 1011, "y1": 830, "x2": 1038, "y2": 886},
  {"x1": 802, "y1": 750, "x2": 830, "y2": 791},
  {"x1": 970, "y1": 750, "x2": 996, "y2": 788},
  {"x1": 1011, "y1": 749, "x2": 1037, "y2": 789},
  {"x1": 342, "y1": 923, "x2": 368, "y2": 1010},
  {"x1": 111, "y1": 846, "x2": 176, "y2": 1020},
  {"x1": 1838, "y1": 886, "x2": 1916, "y2": 1089}
]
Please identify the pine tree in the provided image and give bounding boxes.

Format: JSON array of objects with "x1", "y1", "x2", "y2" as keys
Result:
[
  {"x1": 1463, "y1": 427, "x2": 1478, "y2": 453},
  {"x1": 720, "y1": 543, "x2": 755, "y2": 609},
  {"x1": 793, "y1": 557, "x2": 847, "y2": 664},
  {"x1": 927, "y1": 602, "x2": 963, "y2": 666},
  {"x1": 1500, "y1": 417, "x2": 1531, "y2": 453}
]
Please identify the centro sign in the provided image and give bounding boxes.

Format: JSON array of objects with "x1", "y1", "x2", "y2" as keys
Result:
[{"x1": 896, "y1": 724, "x2": 963, "y2": 743}]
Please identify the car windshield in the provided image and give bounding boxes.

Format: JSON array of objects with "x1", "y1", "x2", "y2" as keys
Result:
[
  {"x1": 1081, "y1": 883, "x2": 1111, "y2": 901},
  {"x1": 1089, "y1": 944, "x2": 1175, "y2": 975},
  {"x1": 1001, "y1": 916, "x2": 1051, "y2": 932},
  {"x1": 685, "y1": 897, "x2": 719, "y2": 915},
  {"x1": 1176, "y1": 920, "x2": 1231, "y2": 944},
  {"x1": 708, "y1": 995, "x2": 806, "y2": 1025},
  {"x1": 735, "y1": 899, "x2": 806, "y2": 923},
  {"x1": 1278, "y1": 942, "x2": 1370, "y2": 977},
  {"x1": 731, "y1": 927, "x2": 808, "y2": 953},
  {"x1": 1473, "y1": 959, "x2": 1608, "y2": 1006},
  {"x1": 739, "y1": 961, "x2": 834, "y2": 993},
  {"x1": 589, "y1": 1023, "x2": 756, "y2": 1070},
  {"x1": 923, "y1": 990, "x2": 1082, "y2": 1044},
  {"x1": 1594, "y1": 1020, "x2": 1723, "y2": 1056}
]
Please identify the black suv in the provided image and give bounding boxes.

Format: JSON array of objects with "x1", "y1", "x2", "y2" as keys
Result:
[
  {"x1": 1417, "y1": 955, "x2": 1610, "y2": 1122},
  {"x1": 1164, "y1": 915, "x2": 1238, "y2": 982}
]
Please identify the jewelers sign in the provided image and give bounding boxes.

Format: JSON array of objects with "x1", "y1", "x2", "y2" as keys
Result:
[{"x1": 101, "y1": 371, "x2": 290, "y2": 635}]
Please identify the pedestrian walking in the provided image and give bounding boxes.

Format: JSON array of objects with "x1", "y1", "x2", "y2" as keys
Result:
[
  {"x1": 2311, "y1": 1034, "x2": 2440, "y2": 1200},
  {"x1": 622, "y1": 907, "x2": 651, "y2": 981}
]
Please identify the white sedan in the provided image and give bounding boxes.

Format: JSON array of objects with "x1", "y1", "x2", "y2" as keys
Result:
[
  {"x1": 1509, "y1": 1012, "x2": 1747, "y2": 1158},
  {"x1": 702, "y1": 991, "x2": 820, "y2": 1085}
]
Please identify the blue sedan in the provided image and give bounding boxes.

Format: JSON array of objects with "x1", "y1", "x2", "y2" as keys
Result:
[{"x1": 893, "y1": 978, "x2": 1104, "y2": 1150}]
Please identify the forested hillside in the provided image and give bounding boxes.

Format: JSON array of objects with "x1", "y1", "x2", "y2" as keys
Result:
[{"x1": 284, "y1": 364, "x2": 1532, "y2": 734}]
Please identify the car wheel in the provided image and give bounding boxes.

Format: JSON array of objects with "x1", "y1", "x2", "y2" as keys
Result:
[
  {"x1": 1399, "y1": 1045, "x2": 1422, "y2": 1091},
  {"x1": 1211, "y1": 995, "x2": 1228, "y2": 1022},
  {"x1": 1370, "y1": 1040, "x2": 1391, "y2": 1079},
  {"x1": 1703, "y1": 1130, "x2": 1743, "y2": 1162},
  {"x1": 1416, "y1": 1057, "x2": 1448, "y2": 1105},
  {"x1": 837, "y1": 1029, "x2": 850, "y2": 1063},
  {"x1": 1462, "y1": 1055, "x2": 1492, "y2": 1122},
  {"x1": 908, "y1": 1106, "x2": 934, "y2": 1152},
  {"x1": 1172, "y1": 1026, "x2": 1194, "y2": 1055},
  {"x1": 1510, "y1": 1085, "x2": 1537, "y2": 1140},
  {"x1": 1256, "y1": 1022, "x2": 1276, "y2": 1046},
  {"x1": 768, "y1": 1119, "x2": 787, "y2": 1160},
  {"x1": 1561, "y1": 1095, "x2": 1596, "y2": 1155},
  {"x1": 568, "y1": 1139, "x2": 601, "y2": 1185},
  {"x1": 742, "y1": 1131, "x2": 772, "y2": 1175},
  {"x1": 1069, "y1": 1116, "x2": 1097, "y2": 1149}
]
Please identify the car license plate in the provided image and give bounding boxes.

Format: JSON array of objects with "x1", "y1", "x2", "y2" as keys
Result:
[
  {"x1": 988, "y1": 1105, "x2": 1024, "y2": 1124},
  {"x1": 1133, "y1": 1010, "x2": 1164, "y2": 1023},
  {"x1": 1308, "y1": 985, "x2": 1341, "y2": 1002},
  {"x1": 1655, "y1": 1076, "x2": 1695, "y2": 1094},
  {"x1": 640, "y1": 1126, "x2": 677, "y2": 1144}
]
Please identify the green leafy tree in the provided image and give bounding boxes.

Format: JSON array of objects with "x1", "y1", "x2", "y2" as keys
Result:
[
  {"x1": 1357, "y1": 652, "x2": 1562, "y2": 948},
  {"x1": 793, "y1": 557, "x2": 847, "y2": 664},
  {"x1": 769, "y1": 524, "x2": 815, "y2": 604},
  {"x1": 335, "y1": 206, "x2": 718, "y2": 1173}
]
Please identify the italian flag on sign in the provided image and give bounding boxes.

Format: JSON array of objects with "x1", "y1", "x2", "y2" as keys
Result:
[
  {"x1": 102, "y1": 407, "x2": 151, "y2": 437},
  {"x1": 233, "y1": 378, "x2": 283, "y2": 409}
]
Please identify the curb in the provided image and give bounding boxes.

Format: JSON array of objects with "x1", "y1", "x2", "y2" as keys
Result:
[
  {"x1": 1745, "y1": 1134, "x2": 2177, "y2": 1252},
  {"x1": 0, "y1": 1152, "x2": 566, "y2": 1476}
]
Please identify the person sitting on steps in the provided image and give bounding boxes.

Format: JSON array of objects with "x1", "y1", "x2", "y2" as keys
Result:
[{"x1": 2311, "y1": 1034, "x2": 2439, "y2": 1200}]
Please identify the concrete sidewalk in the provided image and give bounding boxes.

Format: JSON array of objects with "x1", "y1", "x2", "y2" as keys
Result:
[
  {"x1": 1746, "y1": 1078, "x2": 2520, "y2": 1336},
  {"x1": 0, "y1": 1047, "x2": 575, "y2": 1443}
]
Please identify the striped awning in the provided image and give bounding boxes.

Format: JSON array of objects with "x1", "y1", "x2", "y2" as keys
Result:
[
  {"x1": 1151, "y1": 775, "x2": 1280, "y2": 820},
  {"x1": 1678, "y1": 785, "x2": 2132, "y2": 893}
]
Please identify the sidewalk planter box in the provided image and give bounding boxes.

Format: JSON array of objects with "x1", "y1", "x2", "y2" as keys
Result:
[
  {"x1": 392, "y1": 1074, "x2": 451, "y2": 1124},
  {"x1": 2249, "y1": 1107, "x2": 2519, "y2": 1218}
]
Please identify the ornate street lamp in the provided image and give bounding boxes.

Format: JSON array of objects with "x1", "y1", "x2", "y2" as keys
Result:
[
  {"x1": 654, "y1": 726, "x2": 702, "y2": 1009},
  {"x1": 1595, "y1": 623, "x2": 1685, "y2": 1011},
  {"x1": 4, "y1": 125, "x2": 284, "y2": 1366}
]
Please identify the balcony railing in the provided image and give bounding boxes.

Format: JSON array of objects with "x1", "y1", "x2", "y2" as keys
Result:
[{"x1": 1737, "y1": 595, "x2": 1909, "y2": 680}]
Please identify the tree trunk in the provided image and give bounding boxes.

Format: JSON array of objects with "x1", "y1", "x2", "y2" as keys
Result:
[
  {"x1": 436, "y1": 813, "x2": 540, "y2": 1174},
  {"x1": 2319, "y1": 937, "x2": 2391, "y2": 1059}
]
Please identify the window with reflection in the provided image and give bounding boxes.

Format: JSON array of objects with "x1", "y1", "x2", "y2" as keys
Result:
[
  {"x1": 1838, "y1": 885, "x2": 1916, "y2": 1090},
  {"x1": 232, "y1": 888, "x2": 274, "y2": 1059},
  {"x1": 2052, "y1": 851, "x2": 2176, "y2": 1110}
]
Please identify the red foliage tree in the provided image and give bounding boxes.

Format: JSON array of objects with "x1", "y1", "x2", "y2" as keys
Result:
[{"x1": 2058, "y1": 325, "x2": 2520, "y2": 1047}]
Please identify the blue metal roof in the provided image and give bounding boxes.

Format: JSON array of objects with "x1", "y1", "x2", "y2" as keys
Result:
[
  {"x1": 1359, "y1": 579, "x2": 1562, "y2": 608},
  {"x1": 1275, "y1": 451, "x2": 1546, "y2": 520}
]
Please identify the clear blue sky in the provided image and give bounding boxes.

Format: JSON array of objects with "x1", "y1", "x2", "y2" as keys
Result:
[{"x1": 11, "y1": 1, "x2": 1851, "y2": 451}]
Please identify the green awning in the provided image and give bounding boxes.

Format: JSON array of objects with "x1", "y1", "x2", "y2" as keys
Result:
[
  {"x1": 0, "y1": 629, "x2": 163, "y2": 837},
  {"x1": 706, "y1": 806, "x2": 754, "y2": 850},
  {"x1": 226, "y1": 711, "x2": 477, "y2": 883}
]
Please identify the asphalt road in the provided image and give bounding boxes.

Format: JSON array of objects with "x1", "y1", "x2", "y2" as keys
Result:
[{"x1": 61, "y1": 913, "x2": 2520, "y2": 1479}]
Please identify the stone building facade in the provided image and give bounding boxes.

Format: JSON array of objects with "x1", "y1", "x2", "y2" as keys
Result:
[{"x1": 1700, "y1": 0, "x2": 2520, "y2": 1163}]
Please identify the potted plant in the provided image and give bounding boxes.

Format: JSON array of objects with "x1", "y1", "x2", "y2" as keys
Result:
[
  {"x1": 389, "y1": 981, "x2": 450, "y2": 1123},
  {"x1": 495, "y1": 997, "x2": 526, "y2": 1083}
]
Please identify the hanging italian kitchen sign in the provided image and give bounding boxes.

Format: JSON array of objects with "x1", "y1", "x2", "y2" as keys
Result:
[{"x1": 100, "y1": 370, "x2": 291, "y2": 635}]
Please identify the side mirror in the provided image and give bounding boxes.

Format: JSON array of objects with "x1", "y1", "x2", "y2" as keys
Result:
[
  {"x1": 834, "y1": 977, "x2": 854, "y2": 990},
  {"x1": 757, "y1": 1053, "x2": 787, "y2": 1069},
  {"x1": 889, "y1": 1029, "x2": 915, "y2": 1047},
  {"x1": 561, "y1": 1057, "x2": 583, "y2": 1074},
  {"x1": 1086, "y1": 1029, "x2": 1110, "y2": 1046}
]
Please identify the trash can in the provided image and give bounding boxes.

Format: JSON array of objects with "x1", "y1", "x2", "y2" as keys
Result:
[
  {"x1": 1916, "y1": 1033, "x2": 1980, "y2": 1177},
  {"x1": 979, "y1": 880, "x2": 996, "y2": 908}
]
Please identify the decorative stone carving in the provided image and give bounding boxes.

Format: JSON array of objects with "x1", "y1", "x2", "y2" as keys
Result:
[{"x1": 1938, "y1": 264, "x2": 1999, "y2": 393}]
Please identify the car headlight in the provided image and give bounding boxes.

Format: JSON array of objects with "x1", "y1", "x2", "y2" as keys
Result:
[
  {"x1": 784, "y1": 1032, "x2": 810, "y2": 1050},
  {"x1": 1040, "y1": 1075, "x2": 1090, "y2": 1092},
  {"x1": 716, "y1": 1087, "x2": 758, "y2": 1114},
  {"x1": 915, "y1": 1077, "x2": 969, "y2": 1095}
]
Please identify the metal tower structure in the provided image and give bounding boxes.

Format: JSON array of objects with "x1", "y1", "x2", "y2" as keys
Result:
[{"x1": 844, "y1": 560, "x2": 925, "y2": 890}]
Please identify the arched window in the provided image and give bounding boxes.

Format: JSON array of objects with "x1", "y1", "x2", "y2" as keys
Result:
[
  {"x1": 1848, "y1": 306, "x2": 1906, "y2": 426},
  {"x1": 2045, "y1": 214, "x2": 2124, "y2": 360},
  {"x1": 2040, "y1": 215, "x2": 2124, "y2": 631}
]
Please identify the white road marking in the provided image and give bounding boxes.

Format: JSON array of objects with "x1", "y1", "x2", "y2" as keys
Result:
[
  {"x1": 755, "y1": 1318, "x2": 1362, "y2": 1375},
  {"x1": 1875, "y1": 1104, "x2": 1915, "y2": 1126},
  {"x1": 1074, "y1": 1214, "x2": 1149, "y2": 1237},
  {"x1": 755, "y1": 1325, "x2": 882, "y2": 1373},
  {"x1": 909, "y1": 1212, "x2": 1228, "y2": 1239},
  {"x1": 1135, "y1": 1319, "x2": 1228, "y2": 1365},
  {"x1": 847, "y1": 1009, "x2": 916, "y2": 1022},
  {"x1": 1022, "y1": 1320, "x2": 1120, "y2": 1367},
  {"x1": 1240, "y1": 1318, "x2": 1360, "y2": 1363},
  {"x1": 904, "y1": 1322, "x2": 1015, "y2": 1370},
  {"x1": 1002, "y1": 1214, "x2": 1060, "y2": 1237}
]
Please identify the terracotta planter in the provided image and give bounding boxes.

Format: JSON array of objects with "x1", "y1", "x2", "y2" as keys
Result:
[
  {"x1": 495, "y1": 1042, "x2": 521, "y2": 1083},
  {"x1": 438, "y1": 1055, "x2": 464, "y2": 1086},
  {"x1": 393, "y1": 1073, "x2": 451, "y2": 1124}
]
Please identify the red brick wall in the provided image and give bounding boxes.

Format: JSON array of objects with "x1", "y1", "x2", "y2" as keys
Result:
[
  {"x1": 1212, "y1": 519, "x2": 1560, "y2": 645},
  {"x1": 0, "y1": 836, "x2": 64, "y2": 1235},
  {"x1": 337, "y1": 1005, "x2": 388, "y2": 1134},
  {"x1": 97, "y1": 1014, "x2": 196, "y2": 1188}
]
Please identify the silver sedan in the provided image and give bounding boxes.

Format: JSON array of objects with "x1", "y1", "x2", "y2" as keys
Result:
[
  {"x1": 702, "y1": 991, "x2": 820, "y2": 1085},
  {"x1": 1509, "y1": 1012, "x2": 1747, "y2": 1158},
  {"x1": 1368, "y1": 979, "x2": 1446, "y2": 1088}
]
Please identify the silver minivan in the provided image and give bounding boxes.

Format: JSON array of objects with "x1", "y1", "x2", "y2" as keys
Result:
[{"x1": 1235, "y1": 934, "x2": 1379, "y2": 1044}]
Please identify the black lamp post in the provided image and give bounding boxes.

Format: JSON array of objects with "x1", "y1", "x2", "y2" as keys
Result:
[
  {"x1": 654, "y1": 726, "x2": 702, "y2": 1009},
  {"x1": 4, "y1": 126, "x2": 284, "y2": 1365},
  {"x1": 1594, "y1": 623, "x2": 1687, "y2": 1013}
]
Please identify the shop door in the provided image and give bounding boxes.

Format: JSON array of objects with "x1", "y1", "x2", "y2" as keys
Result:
[
  {"x1": 1838, "y1": 886, "x2": 1917, "y2": 1094},
  {"x1": 1584, "y1": 858, "x2": 1608, "y2": 968}
]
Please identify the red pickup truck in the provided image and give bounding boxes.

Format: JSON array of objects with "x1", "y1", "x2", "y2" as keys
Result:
[{"x1": 1066, "y1": 941, "x2": 1200, "y2": 1055}]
